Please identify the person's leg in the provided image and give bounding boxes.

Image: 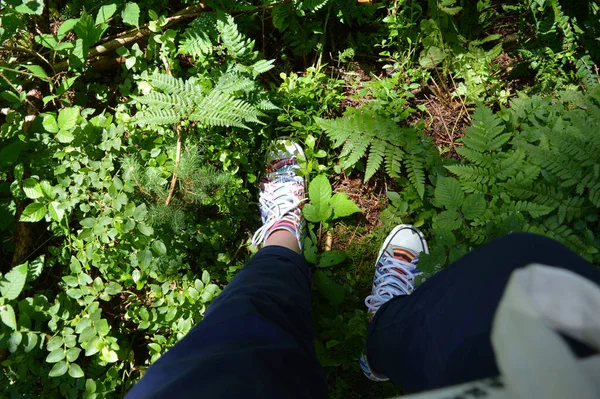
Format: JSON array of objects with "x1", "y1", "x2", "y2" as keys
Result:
[
  {"x1": 366, "y1": 232, "x2": 600, "y2": 393},
  {"x1": 127, "y1": 139, "x2": 326, "y2": 399}
]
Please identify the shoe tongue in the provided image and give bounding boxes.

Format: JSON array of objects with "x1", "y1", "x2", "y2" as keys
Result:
[{"x1": 388, "y1": 246, "x2": 418, "y2": 263}]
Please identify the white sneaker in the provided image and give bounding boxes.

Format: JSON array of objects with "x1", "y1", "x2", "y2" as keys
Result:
[
  {"x1": 360, "y1": 224, "x2": 429, "y2": 381},
  {"x1": 251, "y1": 138, "x2": 306, "y2": 249}
]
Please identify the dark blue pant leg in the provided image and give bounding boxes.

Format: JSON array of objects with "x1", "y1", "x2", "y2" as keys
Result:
[
  {"x1": 367, "y1": 233, "x2": 600, "y2": 393},
  {"x1": 127, "y1": 245, "x2": 327, "y2": 399}
]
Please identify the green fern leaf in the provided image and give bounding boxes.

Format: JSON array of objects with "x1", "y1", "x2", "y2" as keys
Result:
[
  {"x1": 365, "y1": 139, "x2": 385, "y2": 181},
  {"x1": 405, "y1": 154, "x2": 426, "y2": 199}
]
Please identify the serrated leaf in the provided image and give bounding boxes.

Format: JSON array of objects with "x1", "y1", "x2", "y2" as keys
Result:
[
  {"x1": 49, "y1": 201, "x2": 65, "y2": 222},
  {"x1": 23, "y1": 178, "x2": 43, "y2": 199},
  {"x1": 56, "y1": 130, "x2": 75, "y2": 143},
  {"x1": 304, "y1": 175, "x2": 332, "y2": 223},
  {"x1": 461, "y1": 194, "x2": 486, "y2": 220},
  {"x1": 27, "y1": 255, "x2": 44, "y2": 282},
  {"x1": 57, "y1": 107, "x2": 79, "y2": 131},
  {"x1": 330, "y1": 193, "x2": 362, "y2": 219},
  {"x1": 48, "y1": 361, "x2": 68, "y2": 377},
  {"x1": 122, "y1": 3, "x2": 140, "y2": 27},
  {"x1": 0, "y1": 263, "x2": 28, "y2": 300},
  {"x1": 435, "y1": 177, "x2": 465, "y2": 209},
  {"x1": 0, "y1": 304, "x2": 17, "y2": 330},
  {"x1": 20, "y1": 203, "x2": 47, "y2": 222}
]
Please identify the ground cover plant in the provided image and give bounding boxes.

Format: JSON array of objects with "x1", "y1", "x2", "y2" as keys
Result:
[{"x1": 0, "y1": 0, "x2": 599, "y2": 397}]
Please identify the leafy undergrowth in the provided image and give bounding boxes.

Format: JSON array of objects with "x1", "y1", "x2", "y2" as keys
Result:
[{"x1": 1, "y1": 0, "x2": 599, "y2": 398}]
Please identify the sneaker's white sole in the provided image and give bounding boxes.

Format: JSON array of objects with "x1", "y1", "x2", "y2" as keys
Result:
[{"x1": 376, "y1": 224, "x2": 430, "y2": 267}]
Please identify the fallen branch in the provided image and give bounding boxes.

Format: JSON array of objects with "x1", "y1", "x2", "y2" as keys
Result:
[{"x1": 52, "y1": 3, "x2": 207, "y2": 73}]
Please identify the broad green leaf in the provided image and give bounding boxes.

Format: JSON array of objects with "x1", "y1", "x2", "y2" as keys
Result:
[
  {"x1": 138, "y1": 223, "x2": 154, "y2": 236},
  {"x1": 122, "y1": 3, "x2": 140, "y2": 27},
  {"x1": 329, "y1": 193, "x2": 362, "y2": 219},
  {"x1": 134, "y1": 203, "x2": 147, "y2": 220},
  {"x1": 57, "y1": 107, "x2": 79, "y2": 131},
  {"x1": 56, "y1": 130, "x2": 75, "y2": 143},
  {"x1": 0, "y1": 304, "x2": 17, "y2": 330},
  {"x1": 66, "y1": 289, "x2": 82, "y2": 299},
  {"x1": 49, "y1": 201, "x2": 65, "y2": 222},
  {"x1": 66, "y1": 347, "x2": 82, "y2": 362},
  {"x1": 62, "y1": 276, "x2": 79, "y2": 287},
  {"x1": 24, "y1": 332, "x2": 38, "y2": 353},
  {"x1": 318, "y1": 251, "x2": 347, "y2": 268},
  {"x1": 23, "y1": 178, "x2": 43, "y2": 199},
  {"x1": 0, "y1": 262, "x2": 28, "y2": 300},
  {"x1": 23, "y1": 65, "x2": 49, "y2": 81},
  {"x1": 80, "y1": 218, "x2": 96, "y2": 228},
  {"x1": 202, "y1": 270, "x2": 210, "y2": 285},
  {"x1": 304, "y1": 175, "x2": 332, "y2": 223},
  {"x1": 79, "y1": 326, "x2": 96, "y2": 343},
  {"x1": 70, "y1": 256, "x2": 82, "y2": 273},
  {"x1": 419, "y1": 46, "x2": 446, "y2": 68},
  {"x1": 314, "y1": 270, "x2": 345, "y2": 306},
  {"x1": 1, "y1": 91, "x2": 20, "y2": 104},
  {"x1": 68, "y1": 363, "x2": 84, "y2": 378},
  {"x1": 462, "y1": 194, "x2": 486, "y2": 220},
  {"x1": 57, "y1": 18, "x2": 80, "y2": 40},
  {"x1": 46, "y1": 348, "x2": 66, "y2": 363},
  {"x1": 43, "y1": 115, "x2": 59, "y2": 133},
  {"x1": 15, "y1": 0, "x2": 44, "y2": 15},
  {"x1": 303, "y1": 237, "x2": 318, "y2": 264},
  {"x1": 48, "y1": 361, "x2": 68, "y2": 377},
  {"x1": 40, "y1": 181, "x2": 55, "y2": 199},
  {"x1": 84, "y1": 336, "x2": 101, "y2": 356},
  {"x1": 86, "y1": 379, "x2": 97, "y2": 393},
  {"x1": 434, "y1": 177, "x2": 464, "y2": 209},
  {"x1": 0, "y1": 139, "x2": 21, "y2": 168},
  {"x1": 104, "y1": 282, "x2": 122, "y2": 296},
  {"x1": 47, "y1": 336, "x2": 64, "y2": 351},
  {"x1": 152, "y1": 240, "x2": 167, "y2": 256},
  {"x1": 96, "y1": 4, "x2": 118, "y2": 25},
  {"x1": 20, "y1": 203, "x2": 46, "y2": 222},
  {"x1": 101, "y1": 347, "x2": 119, "y2": 363},
  {"x1": 8, "y1": 332, "x2": 22, "y2": 353}
]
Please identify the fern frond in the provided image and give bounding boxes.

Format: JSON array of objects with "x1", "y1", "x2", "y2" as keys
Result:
[
  {"x1": 215, "y1": 72, "x2": 255, "y2": 94},
  {"x1": 300, "y1": 0, "x2": 330, "y2": 12},
  {"x1": 255, "y1": 99, "x2": 280, "y2": 111},
  {"x1": 134, "y1": 92, "x2": 195, "y2": 110},
  {"x1": 135, "y1": 109, "x2": 183, "y2": 126},
  {"x1": 384, "y1": 145, "x2": 403, "y2": 178},
  {"x1": 405, "y1": 154, "x2": 426, "y2": 199},
  {"x1": 251, "y1": 59, "x2": 276, "y2": 75},
  {"x1": 147, "y1": 74, "x2": 187, "y2": 95},
  {"x1": 365, "y1": 139, "x2": 385, "y2": 181},
  {"x1": 216, "y1": 15, "x2": 257, "y2": 61},
  {"x1": 179, "y1": 29, "x2": 214, "y2": 59},
  {"x1": 191, "y1": 91, "x2": 264, "y2": 129}
]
